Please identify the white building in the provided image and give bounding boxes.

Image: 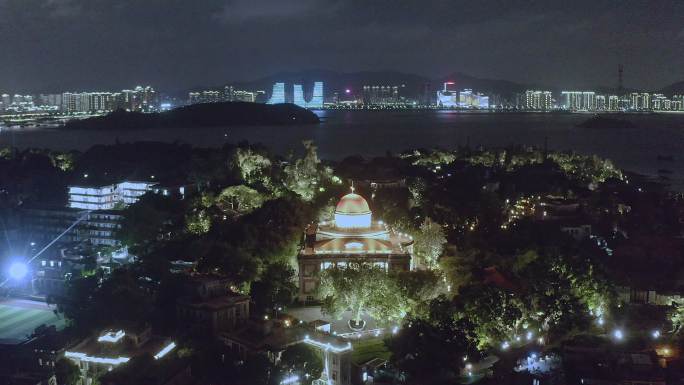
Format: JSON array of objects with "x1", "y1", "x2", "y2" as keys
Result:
[
  {"x1": 524, "y1": 90, "x2": 553, "y2": 110},
  {"x1": 68, "y1": 180, "x2": 174, "y2": 210},
  {"x1": 561, "y1": 91, "x2": 597, "y2": 111}
]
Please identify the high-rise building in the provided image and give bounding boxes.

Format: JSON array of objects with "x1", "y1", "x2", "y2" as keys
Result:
[
  {"x1": 232, "y1": 90, "x2": 257, "y2": 103},
  {"x1": 288, "y1": 82, "x2": 324, "y2": 108},
  {"x1": 293, "y1": 84, "x2": 306, "y2": 107},
  {"x1": 437, "y1": 82, "x2": 458, "y2": 107},
  {"x1": 188, "y1": 90, "x2": 222, "y2": 105},
  {"x1": 224, "y1": 86, "x2": 258, "y2": 103},
  {"x1": 608, "y1": 95, "x2": 619, "y2": 111},
  {"x1": 68, "y1": 180, "x2": 177, "y2": 210},
  {"x1": 561, "y1": 91, "x2": 596, "y2": 111},
  {"x1": 37, "y1": 94, "x2": 62, "y2": 108},
  {"x1": 524, "y1": 90, "x2": 553, "y2": 110},
  {"x1": 89, "y1": 92, "x2": 112, "y2": 112},
  {"x1": 630, "y1": 93, "x2": 640, "y2": 110},
  {"x1": 596, "y1": 95, "x2": 606, "y2": 111},
  {"x1": 421, "y1": 82, "x2": 433, "y2": 106},
  {"x1": 651, "y1": 94, "x2": 670, "y2": 110},
  {"x1": 641, "y1": 93, "x2": 651, "y2": 110},
  {"x1": 582, "y1": 92, "x2": 596, "y2": 111},
  {"x1": 62, "y1": 93, "x2": 77, "y2": 113},
  {"x1": 456, "y1": 89, "x2": 489, "y2": 109},
  {"x1": 561, "y1": 91, "x2": 581, "y2": 110},
  {"x1": 630, "y1": 92, "x2": 652, "y2": 110},
  {"x1": 308, "y1": 81, "x2": 324, "y2": 108},
  {"x1": 61, "y1": 86, "x2": 157, "y2": 113},
  {"x1": 267, "y1": 83, "x2": 286, "y2": 104},
  {"x1": 459, "y1": 89, "x2": 473, "y2": 107},
  {"x1": 363, "y1": 85, "x2": 401, "y2": 105},
  {"x1": 673, "y1": 95, "x2": 684, "y2": 111},
  {"x1": 477, "y1": 94, "x2": 490, "y2": 109}
]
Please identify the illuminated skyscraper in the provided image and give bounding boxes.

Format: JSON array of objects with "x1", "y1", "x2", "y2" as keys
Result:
[
  {"x1": 459, "y1": 89, "x2": 473, "y2": 107},
  {"x1": 363, "y1": 85, "x2": 401, "y2": 105},
  {"x1": 582, "y1": 92, "x2": 596, "y2": 111},
  {"x1": 293, "y1": 84, "x2": 306, "y2": 107},
  {"x1": 308, "y1": 81, "x2": 324, "y2": 108},
  {"x1": 437, "y1": 82, "x2": 458, "y2": 107},
  {"x1": 641, "y1": 93, "x2": 650, "y2": 110},
  {"x1": 596, "y1": 95, "x2": 606, "y2": 110},
  {"x1": 293, "y1": 82, "x2": 323, "y2": 108},
  {"x1": 608, "y1": 95, "x2": 619, "y2": 111},
  {"x1": 267, "y1": 82, "x2": 285, "y2": 104},
  {"x1": 561, "y1": 91, "x2": 596, "y2": 111},
  {"x1": 524, "y1": 90, "x2": 552, "y2": 110}
]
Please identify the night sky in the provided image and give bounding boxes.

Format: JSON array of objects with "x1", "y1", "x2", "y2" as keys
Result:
[{"x1": 1, "y1": 0, "x2": 683, "y2": 92}]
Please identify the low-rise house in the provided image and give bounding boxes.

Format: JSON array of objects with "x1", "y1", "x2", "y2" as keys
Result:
[
  {"x1": 176, "y1": 275, "x2": 250, "y2": 336},
  {"x1": 65, "y1": 326, "x2": 177, "y2": 384},
  {"x1": 222, "y1": 320, "x2": 353, "y2": 385}
]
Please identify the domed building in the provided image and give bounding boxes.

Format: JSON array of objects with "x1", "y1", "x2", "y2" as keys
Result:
[{"x1": 297, "y1": 188, "x2": 414, "y2": 301}]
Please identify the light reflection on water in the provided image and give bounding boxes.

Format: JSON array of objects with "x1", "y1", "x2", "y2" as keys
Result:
[{"x1": 2, "y1": 110, "x2": 684, "y2": 188}]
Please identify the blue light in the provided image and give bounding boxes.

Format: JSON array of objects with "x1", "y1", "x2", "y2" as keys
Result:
[
  {"x1": 267, "y1": 83, "x2": 285, "y2": 104},
  {"x1": 8, "y1": 261, "x2": 28, "y2": 280}
]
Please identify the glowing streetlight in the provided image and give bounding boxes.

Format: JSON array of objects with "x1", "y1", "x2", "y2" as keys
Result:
[
  {"x1": 8, "y1": 261, "x2": 28, "y2": 280},
  {"x1": 652, "y1": 330, "x2": 660, "y2": 339},
  {"x1": 613, "y1": 329, "x2": 624, "y2": 341}
]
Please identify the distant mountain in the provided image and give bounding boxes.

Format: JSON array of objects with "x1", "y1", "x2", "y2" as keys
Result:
[
  {"x1": 659, "y1": 81, "x2": 684, "y2": 95},
  {"x1": 195, "y1": 69, "x2": 677, "y2": 100},
  {"x1": 437, "y1": 72, "x2": 530, "y2": 96},
  {"x1": 224, "y1": 69, "x2": 533, "y2": 100},
  {"x1": 62, "y1": 102, "x2": 319, "y2": 130},
  {"x1": 229, "y1": 69, "x2": 429, "y2": 98}
]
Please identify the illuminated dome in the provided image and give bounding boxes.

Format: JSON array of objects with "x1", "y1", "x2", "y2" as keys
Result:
[{"x1": 334, "y1": 191, "x2": 372, "y2": 229}]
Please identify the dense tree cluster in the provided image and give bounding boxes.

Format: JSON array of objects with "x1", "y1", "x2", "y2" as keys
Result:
[{"x1": 4, "y1": 141, "x2": 679, "y2": 385}]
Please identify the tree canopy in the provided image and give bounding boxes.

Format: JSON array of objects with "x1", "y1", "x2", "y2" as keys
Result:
[{"x1": 318, "y1": 263, "x2": 407, "y2": 325}]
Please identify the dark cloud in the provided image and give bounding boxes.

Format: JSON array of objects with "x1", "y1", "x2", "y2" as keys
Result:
[{"x1": 0, "y1": 0, "x2": 682, "y2": 92}]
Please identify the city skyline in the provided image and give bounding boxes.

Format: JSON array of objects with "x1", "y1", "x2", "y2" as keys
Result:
[
  {"x1": 2, "y1": 3, "x2": 684, "y2": 385},
  {"x1": 3, "y1": 80, "x2": 684, "y2": 114},
  {"x1": 0, "y1": 1, "x2": 682, "y2": 92},
  {"x1": 1, "y1": 66, "x2": 683, "y2": 97}
]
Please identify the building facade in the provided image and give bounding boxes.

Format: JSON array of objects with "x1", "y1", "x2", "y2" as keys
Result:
[
  {"x1": 267, "y1": 82, "x2": 286, "y2": 104},
  {"x1": 22, "y1": 207, "x2": 123, "y2": 246},
  {"x1": 362, "y1": 85, "x2": 401, "y2": 106},
  {"x1": 68, "y1": 180, "x2": 179, "y2": 210},
  {"x1": 524, "y1": 90, "x2": 553, "y2": 110},
  {"x1": 177, "y1": 276, "x2": 250, "y2": 336},
  {"x1": 297, "y1": 190, "x2": 413, "y2": 301}
]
